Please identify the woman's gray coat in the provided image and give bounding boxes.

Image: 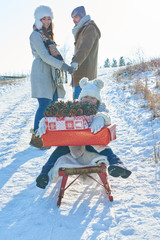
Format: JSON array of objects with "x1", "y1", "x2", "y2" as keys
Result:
[{"x1": 30, "y1": 30, "x2": 63, "y2": 100}]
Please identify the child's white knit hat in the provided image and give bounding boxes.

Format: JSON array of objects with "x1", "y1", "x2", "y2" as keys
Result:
[
  {"x1": 79, "y1": 77, "x2": 104, "y2": 102},
  {"x1": 34, "y1": 5, "x2": 53, "y2": 30}
]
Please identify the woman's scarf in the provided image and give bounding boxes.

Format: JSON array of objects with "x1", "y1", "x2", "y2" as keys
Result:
[
  {"x1": 34, "y1": 26, "x2": 64, "y2": 61},
  {"x1": 33, "y1": 25, "x2": 66, "y2": 97}
]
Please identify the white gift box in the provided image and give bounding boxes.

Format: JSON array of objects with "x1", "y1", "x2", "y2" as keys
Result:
[{"x1": 45, "y1": 115, "x2": 94, "y2": 131}]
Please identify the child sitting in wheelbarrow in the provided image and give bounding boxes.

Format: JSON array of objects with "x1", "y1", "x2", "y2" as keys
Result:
[{"x1": 36, "y1": 77, "x2": 132, "y2": 189}]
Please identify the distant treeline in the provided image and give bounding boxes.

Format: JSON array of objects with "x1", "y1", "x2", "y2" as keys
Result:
[{"x1": 104, "y1": 56, "x2": 132, "y2": 68}]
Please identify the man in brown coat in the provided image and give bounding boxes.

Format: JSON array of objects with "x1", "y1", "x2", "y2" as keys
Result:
[{"x1": 71, "y1": 6, "x2": 101, "y2": 99}]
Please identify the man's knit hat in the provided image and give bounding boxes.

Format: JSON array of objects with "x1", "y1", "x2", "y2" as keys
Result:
[
  {"x1": 71, "y1": 6, "x2": 86, "y2": 18},
  {"x1": 79, "y1": 77, "x2": 104, "y2": 102},
  {"x1": 34, "y1": 5, "x2": 53, "y2": 30}
]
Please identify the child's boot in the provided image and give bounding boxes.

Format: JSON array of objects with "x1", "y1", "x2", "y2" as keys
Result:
[
  {"x1": 108, "y1": 164, "x2": 131, "y2": 178},
  {"x1": 36, "y1": 174, "x2": 49, "y2": 189}
]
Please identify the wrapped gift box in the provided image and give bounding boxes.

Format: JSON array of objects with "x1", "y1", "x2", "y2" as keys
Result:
[
  {"x1": 42, "y1": 124, "x2": 116, "y2": 147},
  {"x1": 45, "y1": 115, "x2": 94, "y2": 131}
]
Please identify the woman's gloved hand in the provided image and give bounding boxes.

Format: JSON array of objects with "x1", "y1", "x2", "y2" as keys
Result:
[
  {"x1": 90, "y1": 117, "x2": 104, "y2": 134},
  {"x1": 61, "y1": 63, "x2": 75, "y2": 74}
]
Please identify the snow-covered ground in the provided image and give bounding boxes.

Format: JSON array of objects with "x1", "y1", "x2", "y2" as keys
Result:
[{"x1": 0, "y1": 68, "x2": 160, "y2": 240}]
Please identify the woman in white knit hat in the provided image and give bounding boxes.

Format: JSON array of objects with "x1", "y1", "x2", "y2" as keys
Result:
[
  {"x1": 29, "y1": 5, "x2": 77, "y2": 149},
  {"x1": 36, "y1": 77, "x2": 132, "y2": 189}
]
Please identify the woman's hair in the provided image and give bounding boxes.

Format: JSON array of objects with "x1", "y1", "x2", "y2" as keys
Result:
[{"x1": 42, "y1": 22, "x2": 55, "y2": 42}]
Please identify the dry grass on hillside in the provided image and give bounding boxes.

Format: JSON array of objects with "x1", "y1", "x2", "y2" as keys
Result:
[
  {"x1": 131, "y1": 77, "x2": 160, "y2": 118},
  {"x1": 113, "y1": 59, "x2": 160, "y2": 162},
  {"x1": 113, "y1": 59, "x2": 160, "y2": 119},
  {"x1": 113, "y1": 58, "x2": 160, "y2": 81},
  {"x1": 153, "y1": 144, "x2": 160, "y2": 163}
]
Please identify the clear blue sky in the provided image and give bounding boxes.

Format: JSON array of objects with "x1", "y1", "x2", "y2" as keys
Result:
[{"x1": 0, "y1": 0, "x2": 160, "y2": 74}]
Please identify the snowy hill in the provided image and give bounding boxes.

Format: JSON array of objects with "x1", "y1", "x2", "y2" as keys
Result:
[{"x1": 0, "y1": 69, "x2": 160, "y2": 240}]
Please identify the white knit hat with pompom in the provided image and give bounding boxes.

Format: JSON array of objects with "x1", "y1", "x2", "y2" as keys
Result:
[
  {"x1": 79, "y1": 77, "x2": 104, "y2": 102},
  {"x1": 34, "y1": 5, "x2": 53, "y2": 30}
]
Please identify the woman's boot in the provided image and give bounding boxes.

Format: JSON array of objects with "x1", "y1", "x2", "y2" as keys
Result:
[{"x1": 30, "y1": 129, "x2": 50, "y2": 149}]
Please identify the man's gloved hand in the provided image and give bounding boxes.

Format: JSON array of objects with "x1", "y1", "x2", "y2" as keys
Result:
[
  {"x1": 61, "y1": 63, "x2": 75, "y2": 74},
  {"x1": 90, "y1": 117, "x2": 104, "y2": 134},
  {"x1": 71, "y1": 62, "x2": 78, "y2": 71}
]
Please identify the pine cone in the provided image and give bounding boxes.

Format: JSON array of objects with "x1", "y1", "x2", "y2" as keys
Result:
[
  {"x1": 44, "y1": 100, "x2": 98, "y2": 117},
  {"x1": 69, "y1": 109, "x2": 77, "y2": 116},
  {"x1": 76, "y1": 109, "x2": 83, "y2": 116}
]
